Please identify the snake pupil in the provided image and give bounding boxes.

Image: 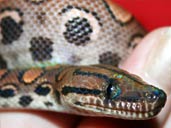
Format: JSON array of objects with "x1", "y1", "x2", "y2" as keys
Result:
[{"x1": 106, "y1": 79, "x2": 121, "y2": 99}]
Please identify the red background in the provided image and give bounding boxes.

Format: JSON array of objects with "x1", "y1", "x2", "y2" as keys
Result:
[{"x1": 112, "y1": 0, "x2": 171, "y2": 31}]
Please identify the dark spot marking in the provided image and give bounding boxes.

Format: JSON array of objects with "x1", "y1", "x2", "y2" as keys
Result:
[
  {"x1": 0, "y1": 55, "x2": 7, "y2": 69},
  {"x1": 0, "y1": 17, "x2": 23, "y2": 44},
  {"x1": 36, "y1": 11, "x2": 46, "y2": 24},
  {"x1": 34, "y1": 82, "x2": 51, "y2": 96},
  {"x1": 19, "y1": 95, "x2": 33, "y2": 107},
  {"x1": 0, "y1": 84, "x2": 17, "y2": 98},
  {"x1": 69, "y1": 55, "x2": 82, "y2": 64},
  {"x1": 62, "y1": 86, "x2": 101, "y2": 96},
  {"x1": 29, "y1": 37, "x2": 53, "y2": 61},
  {"x1": 128, "y1": 33, "x2": 144, "y2": 49},
  {"x1": 99, "y1": 51, "x2": 121, "y2": 66},
  {"x1": 44, "y1": 101, "x2": 53, "y2": 107},
  {"x1": 63, "y1": 17, "x2": 93, "y2": 46},
  {"x1": 0, "y1": 88, "x2": 15, "y2": 98},
  {"x1": 74, "y1": 101, "x2": 82, "y2": 106}
]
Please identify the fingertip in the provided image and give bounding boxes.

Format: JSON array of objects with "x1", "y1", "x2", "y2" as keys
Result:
[
  {"x1": 0, "y1": 110, "x2": 79, "y2": 128},
  {"x1": 121, "y1": 27, "x2": 171, "y2": 94},
  {"x1": 120, "y1": 27, "x2": 171, "y2": 127}
]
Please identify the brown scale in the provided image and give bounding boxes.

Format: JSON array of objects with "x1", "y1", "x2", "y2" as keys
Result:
[
  {"x1": 0, "y1": 69, "x2": 7, "y2": 79},
  {"x1": 0, "y1": 0, "x2": 166, "y2": 120},
  {"x1": 0, "y1": 0, "x2": 146, "y2": 69},
  {"x1": 22, "y1": 68, "x2": 44, "y2": 84}
]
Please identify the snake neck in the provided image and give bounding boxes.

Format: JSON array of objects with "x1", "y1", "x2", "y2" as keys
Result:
[{"x1": 0, "y1": 65, "x2": 73, "y2": 112}]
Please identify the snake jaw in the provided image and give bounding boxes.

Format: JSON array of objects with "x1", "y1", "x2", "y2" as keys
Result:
[
  {"x1": 73, "y1": 101, "x2": 162, "y2": 120},
  {"x1": 59, "y1": 65, "x2": 166, "y2": 119},
  {"x1": 69, "y1": 91, "x2": 166, "y2": 120},
  {"x1": 62, "y1": 83, "x2": 166, "y2": 120}
]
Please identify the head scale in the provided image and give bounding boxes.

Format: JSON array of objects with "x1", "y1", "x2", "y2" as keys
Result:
[{"x1": 57, "y1": 65, "x2": 166, "y2": 120}]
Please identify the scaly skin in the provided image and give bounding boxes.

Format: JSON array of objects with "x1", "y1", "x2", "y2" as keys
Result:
[{"x1": 0, "y1": 65, "x2": 166, "y2": 120}]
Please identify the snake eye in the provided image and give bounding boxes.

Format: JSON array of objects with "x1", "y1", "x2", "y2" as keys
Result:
[{"x1": 106, "y1": 79, "x2": 121, "y2": 99}]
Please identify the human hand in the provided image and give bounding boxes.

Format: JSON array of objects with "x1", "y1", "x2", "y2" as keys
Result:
[
  {"x1": 0, "y1": 27, "x2": 170, "y2": 128},
  {"x1": 0, "y1": 0, "x2": 170, "y2": 127}
]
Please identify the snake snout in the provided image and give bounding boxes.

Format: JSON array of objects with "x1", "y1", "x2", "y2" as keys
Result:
[{"x1": 149, "y1": 88, "x2": 167, "y2": 110}]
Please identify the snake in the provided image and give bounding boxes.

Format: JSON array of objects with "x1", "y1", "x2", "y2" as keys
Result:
[{"x1": 0, "y1": 0, "x2": 167, "y2": 120}]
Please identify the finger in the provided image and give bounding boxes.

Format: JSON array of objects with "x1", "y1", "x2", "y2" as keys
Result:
[
  {"x1": 121, "y1": 27, "x2": 171, "y2": 93},
  {"x1": 77, "y1": 117, "x2": 155, "y2": 128},
  {"x1": 0, "y1": 110, "x2": 80, "y2": 128},
  {"x1": 78, "y1": 27, "x2": 171, "y2": 128},
  {"x1": 121, "y1": 27, "x2": 171, "y2": 128}
]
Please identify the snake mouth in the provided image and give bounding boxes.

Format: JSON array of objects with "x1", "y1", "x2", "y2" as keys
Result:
[{"x1": 74, "y1": 102, "x2": 162, "y2": 119}]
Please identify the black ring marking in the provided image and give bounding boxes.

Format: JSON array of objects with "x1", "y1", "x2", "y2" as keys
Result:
[
  {"x1": 0, "y1": 8, "x2": 24, "y2": 45},
  {"x1": 102, "y1": 0, "x2": 133, "y2": 26},
  {"x1": 34, "y1": 82, "x2": 52, "y2": 96},
  {"x1": 59, "y1": 5, "x2": 103, "y2": 26},
  {"x1": 19, "y1": 95, "x2": 33, "y2": 107},
  {"x1": 24, "y1": 0, "x2": 47, "y2": 5},
  {"x1": 0, "y1": 7, "x2": 23, "y2": 16},
  {"x1": 62, "y1": 86, "x2": 101, "y2": 96},
  {"x1": 128, "y1": 33, "x2": 144, "y2": 48},
  {"x1": 18, "y1": 68, "x2": 45, "y2": 85}
]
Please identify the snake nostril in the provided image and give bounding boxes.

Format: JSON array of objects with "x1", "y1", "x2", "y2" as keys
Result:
[{"x1": 145, "y1": 92, "x2": 157, "y2": 102}]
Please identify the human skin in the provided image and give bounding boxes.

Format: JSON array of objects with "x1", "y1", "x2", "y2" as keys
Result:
[
  {"x1": 0, "y1": 27, "x2": 170, "y2": 128},
  {"x1": 0, "y1": 0, "x2": 171, "y2": 127}
]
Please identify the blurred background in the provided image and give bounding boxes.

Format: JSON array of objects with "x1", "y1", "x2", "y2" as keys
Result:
[{"x1": 113, "y1": 0, "x2": 171, "y2": 31}]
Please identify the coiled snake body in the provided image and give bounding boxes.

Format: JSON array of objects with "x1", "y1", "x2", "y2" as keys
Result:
[{"x1": 0, "y1": 0, "x2": 166, "y2": 120}]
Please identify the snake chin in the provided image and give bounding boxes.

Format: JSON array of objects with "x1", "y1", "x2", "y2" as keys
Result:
[{"x1": 73, "y1": 101, "x2": 162, "y2": 120}]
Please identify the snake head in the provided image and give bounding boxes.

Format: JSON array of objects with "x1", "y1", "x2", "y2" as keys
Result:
[{"x1": 58, "y1": 65, "x2": 166, "y2": 120}]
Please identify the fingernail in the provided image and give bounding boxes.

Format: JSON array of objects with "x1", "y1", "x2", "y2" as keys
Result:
[{"x1": 121, "y1": 27, "x2": 171, "y2": 94}]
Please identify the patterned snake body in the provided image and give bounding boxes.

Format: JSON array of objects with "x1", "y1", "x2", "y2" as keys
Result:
[{"x1": 0, "y1": 0, "x2": 167, "y2": 120}]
